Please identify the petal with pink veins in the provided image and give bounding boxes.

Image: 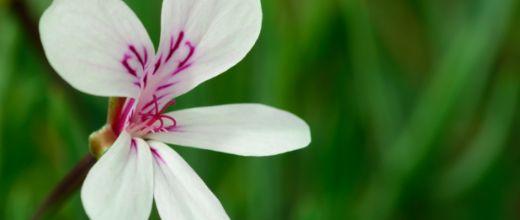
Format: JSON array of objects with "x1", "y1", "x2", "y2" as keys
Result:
[
  {"x1": 149, "y1": 141, "x2": 229, "y2": 220},
  {"x1": 138, "y1": 0, "x2": 262, "y2": 107},
  {"x1": 146, "y1": 104, "x2": 311, "y2": 156},
  {"x1": 40, "y1": 0, "x2": 154, "y2": 97},
  {"x1": 81, "y1": 133, "x2": 154, "y2": 220}
]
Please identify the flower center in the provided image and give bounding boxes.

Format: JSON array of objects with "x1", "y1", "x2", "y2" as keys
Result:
[
  {"x1": 113, "y1": 31, "x2": 196, "y2": 138},
  {"x1": 126, "y1": 95, "x2": 177, "y2": 137}
]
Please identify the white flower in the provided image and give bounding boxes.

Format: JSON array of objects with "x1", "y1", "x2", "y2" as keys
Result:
[{"x1": 39, "y1": 0, "x2": 311, "y2": 219}]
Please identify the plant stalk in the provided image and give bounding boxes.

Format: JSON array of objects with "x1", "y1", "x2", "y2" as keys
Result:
[{"x1": 31, "y1": 154, "x2": 96, "y2": 220}]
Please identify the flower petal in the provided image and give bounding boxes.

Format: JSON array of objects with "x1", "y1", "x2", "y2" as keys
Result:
[
  {"x1": 147, "y1": 104, "x2": 311, "y2": 156},
  {"x1": 81, "y1": 133, "x2": 154, "y2": 220},
  {"x1": 40, "y1": 0, "x2": 154, "y2": 97},
  {"x1": 149, "y1": 0, "x2": 262, "y2": 99},
  {"x1": 150, "y1": 141, "x2": 229, "y2": 220}
]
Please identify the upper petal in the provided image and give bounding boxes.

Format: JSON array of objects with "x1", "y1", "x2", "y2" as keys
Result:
[
  {"x1": 40, "y1": 0, "x2": 155, "y2": 97},
  {"x1": 148, "y1": 0, "x2": 262, "y2": 100},
  {"x1": 150, "y1": 141, "x2": 229, "y2": 220},
  {"x1": 81, "y1": 133, "x2": 154, "y2": 220},
  {"x1": 146, "y1": 104, "x2": 311, "y2": 156}
]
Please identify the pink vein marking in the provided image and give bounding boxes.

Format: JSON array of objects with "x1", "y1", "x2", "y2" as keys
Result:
[
  {"x1": 130, "y1": 138, "x2": 137, "y2": 151},
  {"x1": 129, "y1": 45, "x2": 146, "y2": 68},
  {"x1": 121, "y1": 54, "x2": 137, "y2": 77},
  {"x1": 165, "y1": 32, "x2": 184, "y2": 62},
  {"x1": 150, "y1": 147, "x2": 165, "y2": 163},
  {"x1": 177, "y1": 41, "x2": 195, "y2": 69},
  {"x1": 153, "y1": 54, "x2": 163, "y2": 75},
  {"x1": 143, "y1": 47, "x2": 148, "y2": 65},
  {"x1": 143, "y1": 73, "x2": 149, "y2": 88},
  {"x1": 173, "y1": 63, "x2": 191, "y2": 75},
  {"x1": 156, "y1": 82, "x2": 175, "y2": 91}
]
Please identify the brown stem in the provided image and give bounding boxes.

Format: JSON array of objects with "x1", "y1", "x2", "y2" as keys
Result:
[
  {"x1": 10, "y1": 1, "x2": 102, "y2": 218},
  {"x1": 10, "y1": 2, "x2": 96, "y2": 217},
  {"x1": 31, "y1": 154, "x2": 96, "y2": 220}
]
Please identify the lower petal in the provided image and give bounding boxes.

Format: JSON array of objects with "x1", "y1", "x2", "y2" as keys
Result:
[
  {"x1": 81, "y1": 133, "x2": 154, "y2": 220},
  {"x1": 150, "y1": 141, "x2": 229, "y2": 220}
]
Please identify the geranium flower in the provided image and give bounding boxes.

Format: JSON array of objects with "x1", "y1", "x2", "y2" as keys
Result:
[{"x1": 39, "y1": 0, "x2": 311, "y2": 219}]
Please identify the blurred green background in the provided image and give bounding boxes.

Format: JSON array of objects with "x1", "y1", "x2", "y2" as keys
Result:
[{"x1": 1, "y1": 0, "x2": 520, "y2": 219}]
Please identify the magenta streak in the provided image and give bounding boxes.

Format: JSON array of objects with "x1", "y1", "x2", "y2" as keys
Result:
[
  {"x1": 156, "y1": 82, "x2": 175, "y2": 91},
  {"x1": 130, "y1": 138, "x2": 138, "y2": 152},
  {"x1": 171, "y1": 41, "x2": 195, "y2": 76},
  {"x1": 167, "y1": 125, "x2": 179, "y2": 131},
  {"x1": 178, "y1": 41, "x2": 195, "y2": 68},
  {"x1": 153, "y1": 55, "x2": 163, "y2": 74},
  {"x1": 173, "y1": 64, "x2": 191, "y2": 75},
  {"x1": 143, "y1": 73, "x2": 149, "y2": 88},
  {"x1": 115, "y1": 98, "x2": 135, "y2": 135},
  {"x1": 129, "y1": 45, "x2": 146, "y2": 68},
  {"x1": 150, "y1": 147, "x2": 165, "y2": 163},
  {"x1": 121, "y1": 54, "x2": 137, "y2": 77},
  {"x1": 165, "y1": 32, "x2": 184, "y2": 62},
  {"x1": 143, "y1": 47, "x2": 148, "y2": 65}
]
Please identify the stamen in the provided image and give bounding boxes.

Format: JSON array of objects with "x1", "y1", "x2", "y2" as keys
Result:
[
  {"x1": 159, "y1": 114, "x2": 177, "y2": 127},
  {"x1": 128, "y1": 95, "x2": 177, "y2": 136}
]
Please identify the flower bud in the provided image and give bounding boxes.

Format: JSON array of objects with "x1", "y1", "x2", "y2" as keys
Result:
[
  {"x1": 89, "y1": 125, "x2": 116, "y2": 158},
  {"x1": 88, "y1": 97, "x2": 126, "y2": 158}
]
